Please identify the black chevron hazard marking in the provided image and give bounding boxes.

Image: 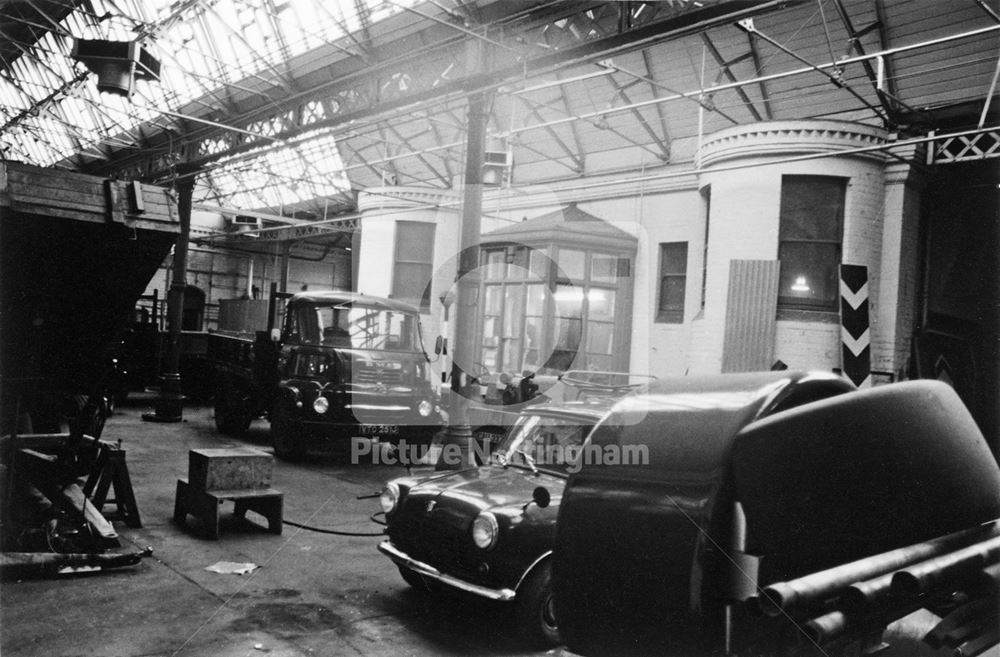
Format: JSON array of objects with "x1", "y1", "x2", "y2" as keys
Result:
[{"x1": 839, "y1": 264, "x2": 871, "y2": 388}]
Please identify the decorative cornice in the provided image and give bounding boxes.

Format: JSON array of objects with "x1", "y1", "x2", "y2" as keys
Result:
[{"x1": 698, "y1": 120, "x2": 889, "y2": 168}]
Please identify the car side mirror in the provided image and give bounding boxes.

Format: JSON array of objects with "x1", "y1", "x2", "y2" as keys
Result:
[{"x1": 532, "y1": 486, "x2": 551, "y2": 509}]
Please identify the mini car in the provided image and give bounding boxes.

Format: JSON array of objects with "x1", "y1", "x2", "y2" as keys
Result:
[{"x1": 377, "y1": 397, "x2": 616, "y2": 647}]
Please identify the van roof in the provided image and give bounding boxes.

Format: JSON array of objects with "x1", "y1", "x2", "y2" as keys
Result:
[{"x1": 594, "y1": 370, "x2": 856, "y2": 473}]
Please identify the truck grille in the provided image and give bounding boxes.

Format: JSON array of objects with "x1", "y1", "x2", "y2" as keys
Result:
[{"x1": 354, "y1": 366, "x2": 404, "y2": 385}]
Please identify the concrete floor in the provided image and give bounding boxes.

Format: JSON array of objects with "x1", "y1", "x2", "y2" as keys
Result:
[
  {"x1": 0, "y1": 395, "x2": 558, "y2": 657},
  {"x1": 2, "y1": 395, "x2": 995, "y2": 657}
]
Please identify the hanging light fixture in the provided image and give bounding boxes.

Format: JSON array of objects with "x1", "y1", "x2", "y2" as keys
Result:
[
  {"x1": 482, "y1": 136, "x2": 512, "y2": 187},
  {"x1": 71, "y1": 39, "x2": 160, "y2": 98}
]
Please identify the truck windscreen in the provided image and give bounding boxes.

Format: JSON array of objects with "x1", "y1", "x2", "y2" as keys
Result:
[{"x1": 299, "y1": 304, "x2": 419, "y2": 351}]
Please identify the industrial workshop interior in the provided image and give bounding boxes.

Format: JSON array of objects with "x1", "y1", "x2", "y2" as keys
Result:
[{"x1": 1, "y1": 1, "x2": 999, "y2": 656}]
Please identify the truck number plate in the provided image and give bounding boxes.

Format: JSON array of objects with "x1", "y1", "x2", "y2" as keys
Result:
[{"x1": 360, "y1": 424, "x2": 399, "y2": 436}]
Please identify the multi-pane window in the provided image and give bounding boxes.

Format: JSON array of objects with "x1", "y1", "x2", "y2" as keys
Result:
[
  {"x1": 392, "y1": 221, "x2": 435, "y2": 311},
  {"x1": 656, "y1": 242, "x2": 688, "y2": 323},
  {"x1": 778, "y1": 176, "x2": 846, "y2": 311},
  {"x1": 479, "y1": 245, "x2": 626, "y2": 374}
]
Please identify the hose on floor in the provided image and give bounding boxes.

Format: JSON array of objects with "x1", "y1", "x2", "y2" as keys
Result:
[
  {"x1": 282, "y1": 516, "x2": 385, "y2": 537},
  {"x1": 280, "y1": 490, "x2": 388, "y2": 536}
]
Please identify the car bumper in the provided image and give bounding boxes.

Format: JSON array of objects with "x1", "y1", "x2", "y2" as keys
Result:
[{"x1": 378, "y1": 540, "x2": 516, "y2": 601}]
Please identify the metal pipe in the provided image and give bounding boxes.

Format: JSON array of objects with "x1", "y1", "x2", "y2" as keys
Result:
[
  {"x1": 890, "y1": 535, "x2": 1000, "y2": 598},
  {"x1": 759, "y1": 520, "x2": 1000, "y2": 616}
]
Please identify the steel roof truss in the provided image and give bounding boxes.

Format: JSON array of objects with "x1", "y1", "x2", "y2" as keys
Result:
[
  {"x1": 736, "y1": 17, "x2": 886, "y2": 123},
  {"x1": 599, "y1": 69, "x2": 671, "y2": 161},
  {"x1": 383, "y1": 121, "x2": 451, "y2": 187},
  {"x1": 69, "y1": 1, "x2": 795, "y2": 179},
  {"x1": 639, "y1": 47, "x2": 673, "y2": 157},
  {"x1": 701, "y1": 32, "x2": 763, "y2": 122},
  {"x1": 741, "y1": 22, "x2": 773, "y2": 119},
  {"x1": 515, "y1": 93, "x2": 586, "y2": 173},
  {"x1": 829, "y1": 0, "x2": 909, "y2": 124},
  {"x1": 418, "y1": 110, "x2": 456, "y2": 182},
  {"x1": 200, "y1": 1, "x2": 294, "y2": 94}
]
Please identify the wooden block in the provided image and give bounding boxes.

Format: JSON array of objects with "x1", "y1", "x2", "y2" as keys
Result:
[
  {"x1": 55, "y1": 483, "x2": 119, "y2": 548},
  {"x1": 188, "y1": 448, "x2": 273, "y2": 491}
]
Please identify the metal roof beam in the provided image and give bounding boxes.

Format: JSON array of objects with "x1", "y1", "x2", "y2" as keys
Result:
[
  {"x1": 76, "y1": 0, "x2": 801, "y2": 178},
  {"x1": 830, "y1": 0, "x2": 903, "y2": 123},
  {"x1": 599, "y1": 70, "x2": 671, "y2": 161},
  {"x1": 639, "y1": 48, "x2": 673, "y2": 157},
  {"x1": 736, "y1": 18, "x2": 887, "y2": 123},
  {"x1": 514, "y1": 93, "x2": 586, "y2": 173},
  {"x1": 700, "y1": 32, "x2": 764, "y2": 122},
  {"x1": 382, "y1": 121, "x2": 452, "y2": 187}
]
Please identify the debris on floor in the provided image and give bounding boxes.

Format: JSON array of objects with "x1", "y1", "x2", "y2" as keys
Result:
[
  {"x1": 205, "y1": 561, "x2": 259, "y2": 575},
  {"x1": 1, "y1": 547, "x2": 153, "y2": 579}
]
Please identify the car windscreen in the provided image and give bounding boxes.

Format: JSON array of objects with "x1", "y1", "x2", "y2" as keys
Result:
[
  {"x1": 495, "y1": 414, "x2": 594, "y2": 475},
  {"x1": 293, "y1": 303, "x2": 420, "y2": 351}
]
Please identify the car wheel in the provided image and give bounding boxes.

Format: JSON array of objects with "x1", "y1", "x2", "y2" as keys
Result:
[
  {"x1": 271, "y1": 402, "x2": 304, "y2": 460},
  {"x1": 515, "y1": 561, "x2": 560, "y2": 647}
]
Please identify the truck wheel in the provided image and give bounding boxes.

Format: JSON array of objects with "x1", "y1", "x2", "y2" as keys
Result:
[
  {"x1": 271, "y1": 402, "x2": 304, "y2": 460},
  {"x1": 515, "y1": 561, "x2": 560, "y2": 648},
  {"x1": 215, "y1": 378, "x2": 252, "y2": 435}
]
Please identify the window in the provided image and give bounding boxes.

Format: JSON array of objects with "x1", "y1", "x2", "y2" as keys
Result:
[
  {"x1": 657, "y1": 242, "x2": 688, "y2": 323},
  {"x1": 478, "y1": 245, "x2": 627, "y2": 374},
  {"x1": 392, "y1": 221, "x2": 435, "y2": 311},
  {"x1": 778, "y1": 176, "x2": 846, "y2": 311}
]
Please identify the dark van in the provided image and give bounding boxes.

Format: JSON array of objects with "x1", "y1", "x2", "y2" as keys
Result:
[{"x1": 554, "y1": 373, "x2": 1000, "y2": 657}]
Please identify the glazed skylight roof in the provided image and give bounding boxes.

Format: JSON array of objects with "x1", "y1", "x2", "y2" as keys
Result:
[{"x1": 0, "y1": 0, "x2": 419, "y2": 207}]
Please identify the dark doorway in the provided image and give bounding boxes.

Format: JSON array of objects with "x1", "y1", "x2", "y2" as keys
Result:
[{"x1": 914, "y1": 160, "x2": 999, "y2": 457}]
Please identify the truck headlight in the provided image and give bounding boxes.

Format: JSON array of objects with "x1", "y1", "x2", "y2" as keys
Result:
[
  {"x1": 471, "y1": 512, "x2": 499, "y2": 550},
  {"x1": 417, "y1": 399, "x2": 434, "y2": 417},
  {"x1": 313, "y1": 396, "x2": 330, "y2": 414},
  {"x1": 380, "y1": 482, "x2": 400, "y2": 514}
]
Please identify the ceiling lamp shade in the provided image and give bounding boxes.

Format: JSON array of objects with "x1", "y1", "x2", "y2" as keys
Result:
[{"x1": 71, "y1": 39, "x2": 160, "y2": 97}]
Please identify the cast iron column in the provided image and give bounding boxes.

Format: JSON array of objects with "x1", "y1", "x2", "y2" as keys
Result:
[
  {"x1": 143, "y1": 168, "x2": 196, "y2": 423},
  {"x1": 437, "y1": 90, "x2": 490, "y2": 470}
]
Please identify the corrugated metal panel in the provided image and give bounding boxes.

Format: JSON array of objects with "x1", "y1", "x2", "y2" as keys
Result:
[{"x1": 722, "y1": 259, "x2": 781, "y2": 373}]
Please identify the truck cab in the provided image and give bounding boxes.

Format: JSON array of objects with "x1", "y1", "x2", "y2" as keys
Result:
[{"x1": 210, "y1": 290, "x2": 441, "y2": 459}]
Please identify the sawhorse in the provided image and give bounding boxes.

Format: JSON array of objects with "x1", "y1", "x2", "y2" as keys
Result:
[{"x1": 83, "y1": 440, "x2": 142, "y2": 528}]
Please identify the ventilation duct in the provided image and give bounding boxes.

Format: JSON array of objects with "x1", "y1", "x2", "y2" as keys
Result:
[{"x1": 71, "y1": 39, "x2": 160, "y2": 97}]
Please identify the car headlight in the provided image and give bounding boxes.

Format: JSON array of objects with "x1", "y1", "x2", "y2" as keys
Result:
[
  {"x1": 471, "y1": 512, "x2": 499, "y2": 550},
  {"x1": 312, "y1": 396, "x2": 330, "y2": 414},
  {"x1": 417, "y1": 399, "x2": 433, "y2": 417},
  {"x1": 380, "y1": 482, "x2": 400, "y2": 514}
]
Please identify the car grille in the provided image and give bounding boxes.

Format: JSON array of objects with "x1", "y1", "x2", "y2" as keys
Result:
[{"x1": 389, "y1": 503, "x2": 475, "y2": 570}]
